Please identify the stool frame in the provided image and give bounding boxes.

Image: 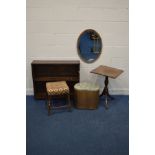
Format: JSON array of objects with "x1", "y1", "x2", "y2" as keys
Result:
[{"x1": 46, "y1": 92, "x2": 72, "y2": 116}]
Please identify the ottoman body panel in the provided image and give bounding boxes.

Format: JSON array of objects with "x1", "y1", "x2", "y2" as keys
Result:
[{"x1": 74, "y1": 82, "x2": 99, "y2": 109}]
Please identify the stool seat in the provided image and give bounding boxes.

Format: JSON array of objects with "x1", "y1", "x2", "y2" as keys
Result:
[
  {"x1": 74, "y1": 82, "x2": 99, "y2": 109},
  {"x1": 46, "y1": 81, "x2": 69, "y2": 95},
  {"x1": 46, "y1": 81, "x2": 71, "y2": 116}
]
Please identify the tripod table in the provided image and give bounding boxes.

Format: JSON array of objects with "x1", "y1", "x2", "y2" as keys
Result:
[{"x1": 90, "y1": 65, "x2": 124, "y2": 109}]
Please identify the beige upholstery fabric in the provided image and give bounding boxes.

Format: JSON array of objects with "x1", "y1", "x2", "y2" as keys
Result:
[{"x1": 46, "y1": 81, "x2": 69, "y2": 95}]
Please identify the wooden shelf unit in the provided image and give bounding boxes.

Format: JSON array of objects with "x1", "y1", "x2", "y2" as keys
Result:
[{"x1": 31, "y1": 60, "x2": 80, "y2": 99}]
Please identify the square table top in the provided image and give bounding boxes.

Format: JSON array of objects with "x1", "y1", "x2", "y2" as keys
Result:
[{"x1": 90, "y1": 65, "x2": 124, "y2": 79}]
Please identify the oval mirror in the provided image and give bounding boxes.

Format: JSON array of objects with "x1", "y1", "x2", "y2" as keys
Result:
[{"x1": 77, "y1": 29, "x2": 102, "y2": 63}]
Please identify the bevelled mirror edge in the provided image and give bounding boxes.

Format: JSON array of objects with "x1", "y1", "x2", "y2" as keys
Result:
[{"x1": 77, "y1": 29, "x2": 102, "y2": 63}]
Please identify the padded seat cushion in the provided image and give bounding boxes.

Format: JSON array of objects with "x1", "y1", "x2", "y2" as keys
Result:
[
  {"x1": 46, "y1": 81, "x2": 69, "y2": 95},
  {"x1": 74, "y1": 82, "x2": 99, "y2": 91}
]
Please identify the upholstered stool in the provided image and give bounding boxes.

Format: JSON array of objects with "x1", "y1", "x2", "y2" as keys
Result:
[
  {"x1": 74, "y1": 82, "x2": 99, "y2": 109},
  {"x1": 46, "y1": 81, "x2": 71, "y2": 115}
]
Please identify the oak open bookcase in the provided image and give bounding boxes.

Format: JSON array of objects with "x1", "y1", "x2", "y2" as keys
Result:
[{"x1": 31, "y1": 60, "x2": 80, "y2": 99}]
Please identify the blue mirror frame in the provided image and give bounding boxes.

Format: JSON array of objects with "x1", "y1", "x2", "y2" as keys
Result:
[{"x1": 77, "y1": 29, "x2": 102, "y2": 63}]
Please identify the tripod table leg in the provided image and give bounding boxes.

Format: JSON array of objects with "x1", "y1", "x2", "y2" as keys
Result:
[{"x1": 100, "y1": 76, "x2": 114, "y2": 109}]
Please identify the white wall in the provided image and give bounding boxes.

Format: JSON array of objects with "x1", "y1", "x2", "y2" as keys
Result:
[{"x1": 26, "y1": 0, "x2": 129, "y2": 95}]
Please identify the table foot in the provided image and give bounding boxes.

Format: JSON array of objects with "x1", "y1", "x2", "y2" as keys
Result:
[
  {"x1": 104, "y1": 97, "x2": 109, "y2": 109},
  {"x1": 100, "y1": 76, "x2": 114, "y2": 109},
  {"x1": 107, "y1": 94, "x2": 114, "y2": 100},
  {"x1": 100, "y1": 94, "x2": 114, "y2": 100}
]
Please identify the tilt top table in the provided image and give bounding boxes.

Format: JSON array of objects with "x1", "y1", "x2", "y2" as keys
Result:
[{"x1": 90, "y1": 65, "x2": 124, "y2": 109}]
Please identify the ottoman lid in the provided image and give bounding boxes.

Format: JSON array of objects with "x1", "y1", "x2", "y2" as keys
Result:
[{"x1": 74, "y1": 82, "x2": 99, "y2": 91}]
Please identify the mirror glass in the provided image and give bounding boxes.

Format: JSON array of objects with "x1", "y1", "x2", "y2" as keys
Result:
[{"x1": 77, "y1": 29, "x2": 102, "y2": 63}]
